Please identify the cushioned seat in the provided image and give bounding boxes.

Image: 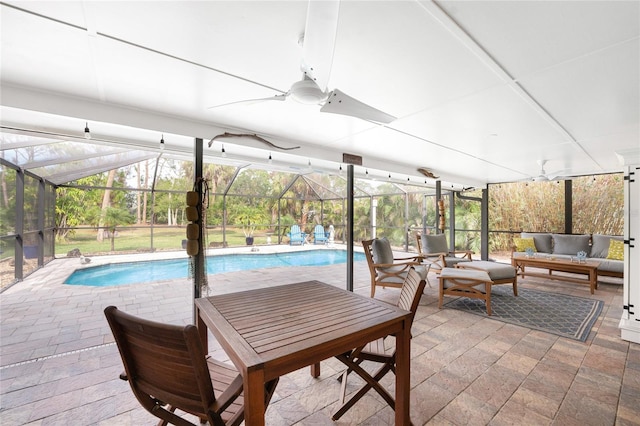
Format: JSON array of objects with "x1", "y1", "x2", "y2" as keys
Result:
[
  {"x1": 597, "y1": 259, "x2": 624, "y2": 275},
  {"x1": 457, "y1": 260, "x2": 518, "y2": 296}
]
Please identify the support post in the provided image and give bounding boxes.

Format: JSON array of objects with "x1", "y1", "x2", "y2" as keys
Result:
[
  {"x1": 435, "y1": 181, "x2": 442, "y2": 234},
  {"x1": 371, "y1": 198, "x2": 377, "y2": 239},
  {"x1": 347, "y1": 164, "x2": 354, "y2": 292},
  {"x1": 15, "y1": 168, "x2": 25, "y2": 280},
  {"x1": 564, "y1": 179, "x2": 573, "y2": 234},
  {"x1": 482, "y1": 188, "x2": 489, "y2": 260},
  {"x1": 193, "y1": 138, "x2": 205, "y2": 324},
  {"x1": 422, "y1": 195, "x2": 428, "y2": 235},
  {"x1": 448, "y1": 193, "x2": 455, "y2": 251},
  {"x1": 405, "y1": 193, "x2": 409, "y2": 251},
  {"x1": 37, "y1": 177, "x2": 45, "y2": 265}
]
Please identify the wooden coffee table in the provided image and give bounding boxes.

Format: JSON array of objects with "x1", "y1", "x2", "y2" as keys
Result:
[{"x1": 511, "y1": 255, "x2": 600, "y2": 294}]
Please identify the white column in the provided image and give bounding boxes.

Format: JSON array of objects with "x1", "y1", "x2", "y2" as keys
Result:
[{"x1": 617, "y1": 150, "x2": 640, "y2": 343}]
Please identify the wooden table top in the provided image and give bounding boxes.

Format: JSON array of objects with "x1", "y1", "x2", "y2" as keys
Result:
[{"x1": 195, "y1": 280, "x2": 411, "y2": 380}]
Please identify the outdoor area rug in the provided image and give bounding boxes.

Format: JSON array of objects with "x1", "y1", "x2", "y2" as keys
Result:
[{"x1": 444, "y1": 286, "x2": 603, "y2": 341}]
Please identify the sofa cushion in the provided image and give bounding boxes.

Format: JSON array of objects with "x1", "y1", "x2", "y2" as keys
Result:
[
  {"x1": 598, "y1": 258, "x2": 624, "y2": 273},
  {"x1": 521, "y1": 232, "x2": 553, "y2": 253},
  {"x1": 422, "y1": 233, "x2": 448, "y2": 254},
  {"x1": 590, "y1": 234, "x2": 623, "y2": 258},
  {"x1": 553, "y1": 234, "x2": 590, "y2": 256},
  {"x1": 607, "y1": 239, "x2": 624, "y2": 260},
  {"x1": 372, "y1": 237, "x2": 394, "y2": 264},
  {"x1": 514, "y1": 237, "x2": 536, "y2": 252}
]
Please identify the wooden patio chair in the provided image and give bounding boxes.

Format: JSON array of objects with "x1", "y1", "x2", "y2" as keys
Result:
[
  {"x1": 363, "y1": 238, "x2": 428, "y2": 298},
  {"x1": 332, "y1": 267, "x2": 427, "y2": 420},
  {"x1": 104, "y1": 306, "x2": 279, "y2": 426},
  {"x1": 415, "y1": 232, "x2": 472, "y2": 273}
]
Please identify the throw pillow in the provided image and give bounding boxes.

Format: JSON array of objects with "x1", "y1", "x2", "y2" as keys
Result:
[
  {"x1": 553, "y1": 234, "x2": 590, "y2": 255},
  {"x1": 521, "y1": 232, "x2": 553, "y2": 253},
  {"x1": 372, "y1": 237, "x2": 394, "y2": 264},
  {"x1": 606, "y1": 239, "x2": 624, "y2": 260},
  {"x1": 591, "y1": 234, "x2": 623, "y2": 258},
  {"x1": 422, "y1": 234, "x2": 448, "y2": 253},
  {"x1": 514, "y1": 237, "x2": 536, "y2": 252}
]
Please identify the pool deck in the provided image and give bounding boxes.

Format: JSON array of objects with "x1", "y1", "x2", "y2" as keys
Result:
[{"x1": 1, "y1": 246, "x2": 639, "y2": 425}]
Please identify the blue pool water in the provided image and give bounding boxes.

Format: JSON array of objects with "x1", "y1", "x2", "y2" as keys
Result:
[{"x1": 64, "y1": 250, "x2": 365, "y2": 287}]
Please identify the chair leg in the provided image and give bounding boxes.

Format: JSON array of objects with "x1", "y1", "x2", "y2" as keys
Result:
[
  {"x1": 333, "y1": 354, "x2": 395, "y2": 420},
  {"x1": 338, "y1": 370, "x2": 349, "y2": 404}
]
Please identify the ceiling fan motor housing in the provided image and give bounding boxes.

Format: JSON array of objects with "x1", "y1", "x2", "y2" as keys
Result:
[{"x1": 290, "y1": 79, "x2": 327, "y2": 104}]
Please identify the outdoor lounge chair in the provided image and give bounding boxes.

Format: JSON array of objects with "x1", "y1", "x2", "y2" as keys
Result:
[
  {"x1": 332, "y1": 267, "x2": 426, "y2": 420},
  {"x1": 363, "y1": 237, "x2": 428, "y2": 298},
  {"x1": 416, "y1": 232, "x2": 472, "y2": 273},
  {"x1": 313, "y1": 224, "x2": 328, "y2": 244},
  {"x1": 287, "y1": 224, "x2": 306, "y2": 245},
  {"x1": 104, "y1": 306, "x2": 279, "y2": 426}
]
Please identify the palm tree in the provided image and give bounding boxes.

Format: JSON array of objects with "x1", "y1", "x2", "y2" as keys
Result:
[{"x1": 102, "y1": 207, "x2": 133, "y2": 251}]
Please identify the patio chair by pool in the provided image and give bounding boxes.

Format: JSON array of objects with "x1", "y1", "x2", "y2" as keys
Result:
[
  {"x1": 332, "y1": 267, "x2": 426, "y2": 420},
  {"x1": 288, "y1": 224, "x2": 306, "y2": 245},
  {"x1": 363, "y1": 237, "x2": 428, "y2": 298},
  {"x1": 416, "y1": 232, "x2": 472, "y2": 273},
  {"x1": 104, "y1": 306, "x2": 279, "y2": 426},
  {"x1": 313, "y1": 224, "x2": 328, "y2": 245}
]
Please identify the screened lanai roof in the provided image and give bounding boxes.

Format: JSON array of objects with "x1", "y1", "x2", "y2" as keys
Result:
[
  {"x1": 0, "y1": 127, "x2": 442, "y2": 198},
  {"x1": 1, "y1": 1, "x2": 638, "y2": 189}
]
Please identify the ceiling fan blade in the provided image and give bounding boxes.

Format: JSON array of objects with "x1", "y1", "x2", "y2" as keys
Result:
[
  {"x1": 301, "y1": 0, "x2": 340, "y2": 92},
  {"x1": 207, "y1": 94, "x2": 287, "y2": 110},
  {"x1": 547, "y1": 169, "x2": 570, "y2": 181},
  {"x1": 321, "y1": 89, "x2": 396, "y2": 124}
]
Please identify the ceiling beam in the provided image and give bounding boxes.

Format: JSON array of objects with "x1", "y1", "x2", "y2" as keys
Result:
[{"x1": 418, "y1": 0, "x2": 603, "y2": 170}]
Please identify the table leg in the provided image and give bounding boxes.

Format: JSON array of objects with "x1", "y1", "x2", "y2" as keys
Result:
[
  {"x1": 310, "y1": 362, "x2": 320, "y2": 378},
  {"x1": 243, "y1": 368, "x2": 266, "y2": 426},
  {"x1": 590, "y1": 270, "x2": 596, "y2": 294},
  {"x1": 196, "y1": 306, "x2": 208, "y2": 351},
  {"x1": 395, "y1": 320, "x2": 411, "y2": 425}
]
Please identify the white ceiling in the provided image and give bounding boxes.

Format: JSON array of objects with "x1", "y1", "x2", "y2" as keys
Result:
[{"x1": 1, "y1": 0, "x2": 638, "y2": 188}]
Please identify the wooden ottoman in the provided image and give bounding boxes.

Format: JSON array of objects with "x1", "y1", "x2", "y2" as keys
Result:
[
  {"x1": 457, "y1": 260, "x2": 518, "y2": 296},
  {"x1": 439, "y1": 268, "x2": 494, "y2": 315}
]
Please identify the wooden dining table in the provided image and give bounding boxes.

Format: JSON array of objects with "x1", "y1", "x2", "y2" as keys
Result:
[{"x1": 195, "y1": 280, "x2": 412, "y2": 425}]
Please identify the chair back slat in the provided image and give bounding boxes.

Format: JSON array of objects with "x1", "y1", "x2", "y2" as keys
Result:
[
  {"x1": 397, "y1": 267, "x2": 426, "y2": 325},
  {"x1": 362, "y1": 239, "x2": 376, "y2": 273}
]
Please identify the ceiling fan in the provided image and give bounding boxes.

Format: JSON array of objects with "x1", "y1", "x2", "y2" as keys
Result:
[
  {"x1": 209, "y1": 1, "x2": 396, "y2": 125},
  {"x1": 532, "y1": 160, "x2": 569, "y2": 182}
]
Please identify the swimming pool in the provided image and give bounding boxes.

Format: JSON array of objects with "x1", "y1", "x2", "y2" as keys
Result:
[{"x1": 64, "y1": 250, "x2": 365, "y2": 287}]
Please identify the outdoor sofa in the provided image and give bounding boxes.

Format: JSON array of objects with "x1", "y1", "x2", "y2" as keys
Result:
[{"x1": 512, "y1": 232, "x2": 624, "y2": 279}]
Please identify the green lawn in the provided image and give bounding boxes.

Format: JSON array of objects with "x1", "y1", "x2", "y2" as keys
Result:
[{"x1": 55, "y1": 226, "x2": 279, "y2": 256}]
